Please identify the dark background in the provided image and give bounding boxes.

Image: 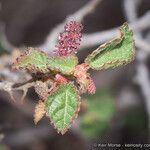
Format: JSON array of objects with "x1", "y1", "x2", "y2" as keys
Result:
[{"x1": 0, "y1": 0, "x2": 150, "y2": 150}]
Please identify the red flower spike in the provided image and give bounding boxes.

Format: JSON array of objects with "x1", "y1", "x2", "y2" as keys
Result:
[
  {"x1": 54, "y1": 21, "x2": 83, "y2": 56},
  {"x1": 87, "y1": 76, "x2": 96, "y2": 94},
  {"x1": 65, "y1": 21, "x2": 83, "y2": 32},
  {"x1": 74, "y1": 64, "x2": 96, "y2": 94}
]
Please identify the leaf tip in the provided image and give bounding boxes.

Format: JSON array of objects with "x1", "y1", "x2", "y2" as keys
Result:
[
  {"x1": 34, "y1": 100, "x2": 46, "y2": 124},
  {"x1": 45, "y1": 82, "x2": 81, "y2": 135}
]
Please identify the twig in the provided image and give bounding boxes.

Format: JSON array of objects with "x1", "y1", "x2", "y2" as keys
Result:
[
  {"x1": 0, "y1": 68, "x2": 31, "y2": 82},
  {"x1": 135, "y1": 50, "x2": 150, "y2": 135},
  {"x1": 13, "y1": 81, "x2": 35, "y2": 103},
  {"x1": 39, "y1": 0, "x2": 102, "y2": 52},
  {"x1": 0, "y1": 80, "x2": 35, "y2": 102},
  {"x1": 135, "y1": 36, "x2": 150, "y2": 52},
  {"x1": 123, "y1": 0, "x2": 141, "y2": 22},
  {"x1": 80, "y1": 12, "x2": 150, "y2": 51},
  {"x1": 0, "y1": 81, "x2": 15, "y2": 101}
]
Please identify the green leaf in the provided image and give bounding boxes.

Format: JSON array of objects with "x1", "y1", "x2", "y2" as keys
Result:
[
  {"x1": 13, "y1": 48, "x2": 78, "y2": 75},
  {"x1": 47, "y1": 55, "x2": 78, "y2": 75},
  {"x1": 12, "y1": 47, "x2": 49, "y2": 73},
  {"x1": 45, "y1": 82, "x2": 81, "y2": 135},
  {"x1": 85, "y1": 23, "x2": 135, "y2": 70}
]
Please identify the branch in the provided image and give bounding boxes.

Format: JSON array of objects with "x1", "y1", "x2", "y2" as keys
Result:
[
  {"x1": 80, "y1": 11, "x2": 150, "y2": 51},
  {"x1": 135, "y1": 36, "x2": 150, "y2": 53},
  {"x1": 0, "y1": 80, "x2": 35, "y2": 102},
  {"x1": 123, "y1": 0, "x2": 141, "y2": 22},
  {"x1": 13, "y1": 81, "x2": 35, "y2": 103},
  {"x1": 0, "y1": 81, "x2": 15, "y2": 101},
  {"x1": 136, "y1": 52, "x2": 150, "y2": 133}
]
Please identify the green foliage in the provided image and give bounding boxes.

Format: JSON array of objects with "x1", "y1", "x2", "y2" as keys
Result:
[
  {"x1": 13, "y1": 48, "x2": 49, "y2": 73},
  {"x1": 13, "y1": 48, "x2": 78, "y2": 75},
  {"x1": 85, "y1": 23, "x2": 135, "y2": 70},
  {"x1": 80, "y1": 89, "x2": 115, "y2": 138},
  {"x1": 45, "y1": 82, "x2": 81, "y2": 134},
  {"x1": 47, "y1": 55, "x2": 78, "y2": 75},
  {"x1": 12, "y1": 23, "x2": 135, "y2": 135}
]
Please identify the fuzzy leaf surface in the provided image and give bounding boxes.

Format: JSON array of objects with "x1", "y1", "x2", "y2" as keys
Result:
[
  {"x1": 47, "y1": 55, "x2": 78, "y2": 75},
  {"x1": 13, "y1": 48, "x2": 49, "y2": 73},
  {"x1": 13, "y1": 48, "x2": 78, "y2": 74},
  {"x1": 85, "y1": 23, "x2": 135, "y2": 70},
  {"x1": 45, "y1": 82, "x2": 80, "y2": 134}
]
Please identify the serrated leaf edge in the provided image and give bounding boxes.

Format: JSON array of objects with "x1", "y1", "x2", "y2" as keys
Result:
[
  {"x1": 45, "y1": 82, "x2": 81, "y2": 135},
  {"x1": 85, "y1": 23, "x2": 135, "y2": 70},
  {"x1": 12, "y1": 47, "x2": 49, "y2": 73},
  {"x1": 12, "y1": 48, "x2": 78, "y2": 75}
]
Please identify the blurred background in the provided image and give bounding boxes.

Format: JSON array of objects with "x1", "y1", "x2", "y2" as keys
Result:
[{"x1": 0, "y1": 0, "x2": 150, "y2": 149}]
